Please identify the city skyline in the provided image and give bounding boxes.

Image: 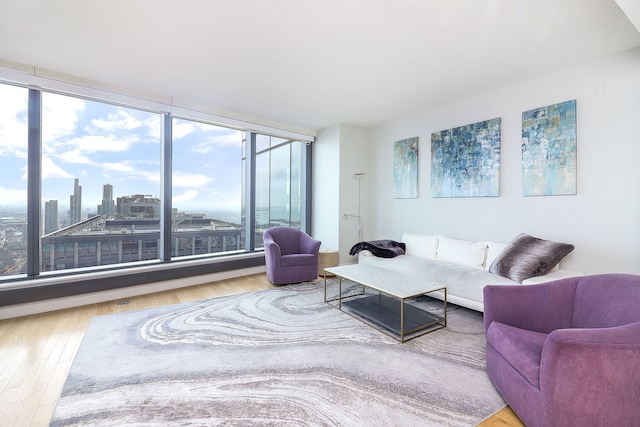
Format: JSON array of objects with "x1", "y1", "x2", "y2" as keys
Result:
[{"x1": 0, "y1": 85, "x2": 244, "y2": 212}]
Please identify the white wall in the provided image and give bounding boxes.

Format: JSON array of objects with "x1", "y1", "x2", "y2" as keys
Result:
[
  {"x1": 313, "y1": 125, "x2": 341, "y2": 251},
  {"x1": 363, "y1": 47, "x2": 640, "y2": 275},
  {"x1": 313, "y1": 124, "x2": 369, "y2": 265}
]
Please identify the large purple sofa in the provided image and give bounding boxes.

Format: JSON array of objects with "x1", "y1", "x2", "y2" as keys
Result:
[
  {"x1": 263, "y1": 227, "x2": 321, "y2": 285},
  {"x1": 483, "y1": 274, "x2": 640, "y2": 426}
]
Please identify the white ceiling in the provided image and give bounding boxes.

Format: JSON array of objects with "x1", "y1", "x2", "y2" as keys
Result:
[{"x1": 1, "y1": 0, "x2": 639, "y2": 132}]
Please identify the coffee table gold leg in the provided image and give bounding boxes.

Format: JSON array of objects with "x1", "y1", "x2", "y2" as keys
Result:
[
  {"x1": 400, "y1": 298, "x2": 405, "y2": 342},
  {"x1": 324, "y1": 274, "x2": 327, "y2": 302},
  {"x1": 444, "y1": 288, "x2": 447, "y2": 327}
]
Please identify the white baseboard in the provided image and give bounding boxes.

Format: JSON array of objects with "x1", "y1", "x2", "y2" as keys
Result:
[{"x1": 0, "y1": 266, "x2": 266, "y2": 320}]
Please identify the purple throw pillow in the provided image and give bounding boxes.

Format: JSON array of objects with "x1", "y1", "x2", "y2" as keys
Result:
[{"x1": 489, "y1": 233, "x2": 575, "y2": 283}]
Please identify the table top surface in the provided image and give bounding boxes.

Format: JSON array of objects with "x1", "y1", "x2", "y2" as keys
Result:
[{"x1": 324, "y1": 263, "x2": 445, "y2": 299}]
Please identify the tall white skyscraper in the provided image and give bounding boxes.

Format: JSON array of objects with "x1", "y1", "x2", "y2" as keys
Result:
[
  {"x1": 97, "y1": 183, "x2": 115, "y2": 216},
  {"x1": 69, "y1": 178, "x2": 82, "y2": 225},
  {"x1": 44, "y1": 200, "x2": 59, "y2": 234}
]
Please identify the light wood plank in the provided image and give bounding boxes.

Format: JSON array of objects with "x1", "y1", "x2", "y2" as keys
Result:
[{"x1": 478, "y1": 404, "x2": 525, "y2": 426}]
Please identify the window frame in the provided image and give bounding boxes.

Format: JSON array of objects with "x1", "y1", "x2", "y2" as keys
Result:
[{"x1": 0, "y1": 80, "x2": 313, "y2": 306}]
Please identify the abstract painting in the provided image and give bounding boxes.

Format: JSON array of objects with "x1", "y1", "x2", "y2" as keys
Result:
[
  {"x1": 431, "y1": 118, "x2": 501, "y2": 197},
  {"x1": 393, "y1": 137, "x2": 419, "y2": 199},
  {"x1": 522, "y1": 100, "x2": 577, "y2": 196}
]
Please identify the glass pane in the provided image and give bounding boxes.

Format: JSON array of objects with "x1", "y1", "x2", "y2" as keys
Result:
[
  {"x1": 255, "y1": 151, "x2": 269, "y2": 247},
  {"x1": 269, "y1": 144, "x2": 291, "y2": 228},
  {"x1": 271, "y1": 136, "x2": 288, "y2": 147},
  {"x1": 41, "y1": 92, "x2": 161, "y2": 271},
  {"x1": 171, "y1": 118, "x2": 243, "y2": 258},
  {"x1": 290, "y1": 141, "x2": 302, "y2": 228},
  {"x1": 256, "y1": 134, "x2": 270, "y2": 153},
  {"x1": 0, "y1": 83, "x2": 28, "y2": 278}
]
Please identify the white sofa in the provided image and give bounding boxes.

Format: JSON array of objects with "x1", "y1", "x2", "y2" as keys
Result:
[{"x1": 357, "y1": 233, "x2": 582, "y2": 312}]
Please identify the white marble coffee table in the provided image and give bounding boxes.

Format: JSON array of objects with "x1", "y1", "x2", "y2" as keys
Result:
[{"x1": 324, "y1": 264, "x2": 447, "y2": 342}]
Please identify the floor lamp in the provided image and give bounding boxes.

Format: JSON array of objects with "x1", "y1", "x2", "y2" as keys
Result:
[{"x1": 343, "y1": 172, "x2": 364, "y2": 242}]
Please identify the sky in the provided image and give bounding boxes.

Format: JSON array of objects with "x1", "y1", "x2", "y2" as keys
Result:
[{"x1": 0, "y1": 83, "x2": 243, "y2": 217}]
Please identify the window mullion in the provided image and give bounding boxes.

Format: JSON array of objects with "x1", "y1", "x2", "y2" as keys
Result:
[
  {"x1": 27, "y1": 88, "x2": 42, "y2": 278},
  {"x1": 159, "y1": 113, "x2": 172, "y2": 261},
  {"x1": 244, "y1": 132, "x2": 257, "y2": 251}
]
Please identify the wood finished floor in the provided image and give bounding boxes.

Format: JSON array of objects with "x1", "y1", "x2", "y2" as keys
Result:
[{"x1": 0, "y1": 273, "x2": 524, "y2": 427}]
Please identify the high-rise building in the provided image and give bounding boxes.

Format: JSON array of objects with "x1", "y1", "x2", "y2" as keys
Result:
[
  {"x1": 68, "y1": 178, "x2": 82, "y2": 225},
  {"x1": 116, "y1": 194, "x2": 161, "y2": 218},
  {"x1": 97, "y1": 183, "x2": 116, "y2": 216},
  {"x1": 44, "y1": 200, "x2": 59, "y2": 234}
]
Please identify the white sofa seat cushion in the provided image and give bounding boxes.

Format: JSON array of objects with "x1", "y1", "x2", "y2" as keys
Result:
[
  {"x1": 437, "y1": 236, "x2": 487, "y2": 270},
  {"x1": 359, "y1": 254, "x2": 518, "y2": 309}
]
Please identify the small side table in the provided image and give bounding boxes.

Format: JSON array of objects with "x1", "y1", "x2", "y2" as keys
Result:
[{"x1": 318, "y1": 250, "x2": 339, "y2": 277}]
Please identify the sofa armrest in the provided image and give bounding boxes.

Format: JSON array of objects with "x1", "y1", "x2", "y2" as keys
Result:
[
  {"x1": 483, "y1": 277, "x2": 580, "y2": 334},
  {"x1": 521, "y1": 268, "x2": 583, "y2": 285},
  {"x1": 538, "y1": 322, "x2": 640, "y2": 424}
]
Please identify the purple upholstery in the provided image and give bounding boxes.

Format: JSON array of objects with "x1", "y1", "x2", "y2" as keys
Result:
[
  {"x1": 263, "y1": 227, "x2": 321, "y2": 285},
  {"x1": 484, "y1": 274, "x2": 640, "y2": 427}
]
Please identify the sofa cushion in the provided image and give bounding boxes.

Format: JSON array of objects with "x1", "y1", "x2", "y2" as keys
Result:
[
  {"x1": 484, "y1": 241, "x2": 508, "y2": 271},
  {"x1": 437, "y1": 236, "x2": 487, "y2": 270},
  {"x1": 359, "y1": 254, "x2": 517, "y2": 307},
  {"x1": 487, "y1": 321, "x2": 547, "y2": 388},
  {"x1": 280, "y1": 253, "x2": 316, "y2": 267},
  {"x1": 489, "y1": 233, "x2": 575, "y2": 282},
  {"x1": 402, "y1": 233, "x2": 438, "y2": 260}
]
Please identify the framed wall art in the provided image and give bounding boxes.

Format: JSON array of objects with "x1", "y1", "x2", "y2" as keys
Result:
[
  {"x1": 431, "y1": 118, "x2": 501, "y2": 197},
  {"x1": 393, "y1": 137, "x2": 419, "y2": 199},
  {"x1": 522, "y1": 100, "x2": 577, "y2": 196}
]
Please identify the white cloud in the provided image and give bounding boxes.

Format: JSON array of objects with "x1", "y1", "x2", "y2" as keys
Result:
[
  {"x1": 57, "y1": 150, "x2": 93, "y2": 164},
  {"x1": 172, "y1": 121, "x2": 196, "y2": 140},
  {"x1": 102, "y1": 162, "x2": 135, "y2": 173},
  {"x1": 212, "y1": 132, "x2": 243, "y2": 147},
  {"x1": 137, "y1": 170, "x2": 161, "y2": 184},
  {"x1": 91, "y1": 109, "x2": 142, "y2": 131},
  {"x1": 173, "y1": 189, "x2": 199, "y2": 203},
  {"x1": 145, "y1": 116, "x2": 161, "y2": 140},
  {"x1": 101, "y1": 162, "x2": 160, "y2": 184},
  {"x1": 0, "y1": 84, "x2": 28, "y2": 156},
  {"x1": 50, "y1": 135, "x2": 136, "y2": 166},
  {"x1": 192, "y1": 132, "x2": 243, "y2": 154},
  {"x1": 41, "y1": 157, "x2": 74, "y2": 180},
  {"x1": 0, "y1": 186, "x2": 27, "y2": 205},
  {"x1": 73, "y1": 134, "x2": 136, "y2": 153},
  {"x1": 42, "y1": 93, "x2": 85, "y2": 142},
  {"x1": 173, "y1": 172, "x2": 214, "y2": 188}
]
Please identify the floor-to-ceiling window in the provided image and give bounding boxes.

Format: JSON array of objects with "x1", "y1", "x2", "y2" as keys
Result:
[
  {"x1": 40, "y1": 92, "x2": 161, "y2": 271},
  {"x1": 171, "y1": 118, "x2": 243, "y2": 258},
  {"x1": 0, "y1": 83, "x2": 28, "y2": 278},
  {"x1": 0, "y1": 81, "x2": 312, "y2": 289},
  {"x1": 254, "y1": 135, "x2": 304, "y2": 248}
]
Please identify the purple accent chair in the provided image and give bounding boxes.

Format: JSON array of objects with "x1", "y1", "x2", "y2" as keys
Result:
[
  {"x1": 483, "y1": 274, "x2": 640, "y2": 427},
  {"x1": 263, "y1": 227, "x2": 321, "y2": 285}
]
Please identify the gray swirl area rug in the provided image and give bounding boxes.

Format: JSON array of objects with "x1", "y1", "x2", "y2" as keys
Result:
[{"x1": 50, "y1": 280, "x2": 505, "y2": 426}]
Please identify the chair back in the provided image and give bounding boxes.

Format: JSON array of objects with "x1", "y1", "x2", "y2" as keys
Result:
[
  {"x1": 572, "y1": 274, "x2": 640, "y2": 328},
  {"x1": 264, "y1": 226, "x2": 302, "y2": 255}
]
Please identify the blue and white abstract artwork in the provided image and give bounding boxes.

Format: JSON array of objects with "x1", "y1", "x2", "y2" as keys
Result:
[
  {"x1": 431, "y1": 118, "x2": 501, "y2": 198},
  {"x1": 393, "y1": 137, "x2": 418, "y2": 199},
  {"x1": 522, "y1": 100, "x2": 577, "y2": 196}
]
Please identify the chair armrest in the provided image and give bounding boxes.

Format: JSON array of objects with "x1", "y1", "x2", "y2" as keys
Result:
[
  {"x1": 263, "y1": 235, "x2": 282, "y2": 266},
  {"x1": 483, "y1": 277, "x2": 580, "y2": 334},
  {"x1": 299, "y1": 233, "x2": 321, "y2": 256},
  {"x1": 539, "y1": 322, "x2": 640, "y2": 418}
]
